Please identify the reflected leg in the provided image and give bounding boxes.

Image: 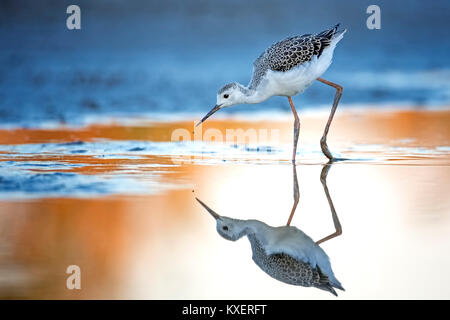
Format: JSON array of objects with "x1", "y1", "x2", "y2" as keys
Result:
[
  {"x1": 286, "y1": 164, "x2": 299, "y2": 226},
  {"x1": 316, "y1": 164, "x2": 342, "y2": 245}
]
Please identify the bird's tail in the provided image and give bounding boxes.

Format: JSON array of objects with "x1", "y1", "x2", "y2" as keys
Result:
[
  {"x1": 315, "y1": 267, "x2": 345, "y2": 296},
  {"x1": 326, "y1": 270, "x2": 345, "y2": 293},
  {"x1": 315, "y1": 283, "x2": 338, "y2": 297},
  {"x1": 317, "y1": 23, "x2": 347, "y2": 41},
  {"x1": 330, "y1": 278, "x2": 345, "y2": 292}
]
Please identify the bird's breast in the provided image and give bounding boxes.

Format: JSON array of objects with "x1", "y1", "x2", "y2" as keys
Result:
[{"x1": 264, "y1": 52, "x2": 333, "y2": 97}]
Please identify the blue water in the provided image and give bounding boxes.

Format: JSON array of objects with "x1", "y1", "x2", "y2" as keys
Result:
[
  {"x1": 0, "y1": 0, "x2": 449, "y2": 127},
  {"x1": 0, "y1": 141, "x2": 186, "y2": 198},
  {"x1": 0, "y1": 139, "x2": 448, "y2": 198}
]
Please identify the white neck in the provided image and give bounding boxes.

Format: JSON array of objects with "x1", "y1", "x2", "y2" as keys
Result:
[
  {"x1": 232, "y1": 219, "x2": 272, "y2": 240},
  {"x1": 237, "y1": 84, "x2": 271, "y2": 105}
]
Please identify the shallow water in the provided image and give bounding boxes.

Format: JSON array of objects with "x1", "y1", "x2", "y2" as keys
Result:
[
  {"x1": 0, "y1": 109, "x2": 449, "y2": 299},
  {"x1": 1, "y1": 1, "x2": 450, "y2": 127},
  {"x1": 1, "y1": 0, "x2": 450, "y2": 300}
]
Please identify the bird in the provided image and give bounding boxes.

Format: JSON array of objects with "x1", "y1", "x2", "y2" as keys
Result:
[
  {"x1": 195, "y1": 197, "x2": 344, "y2": 296},
  {"x1": 196, "y1": 24, "x2": 346, "y2": 162}
]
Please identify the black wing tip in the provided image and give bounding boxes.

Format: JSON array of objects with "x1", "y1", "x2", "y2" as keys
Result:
[
  {"x1": 316, "y1": 23, "x2": 344, "y2": 39},
  {"x1": 326, "y1": 281, "x2": 346, "y2": 296},
  {"x1": 332, "y1": 23, "x2": 344, "y2": 35},
  {"x1": 333, "y1": 283, "x2": 345, "y2": 292},
  {"x1": 316, "y1": 283, "x2": 338, "y2": 296},
  {"x1": 334, "y1": 23, "x2": 348, "y2": 35}
]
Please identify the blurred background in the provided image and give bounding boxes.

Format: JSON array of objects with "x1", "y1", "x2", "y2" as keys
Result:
[
  {"x1": 0, "y1": 0, "x2": 449, "y2": 127},
  {"x1": 0, "y1": 1, "x2": 449, "y2": 300}
]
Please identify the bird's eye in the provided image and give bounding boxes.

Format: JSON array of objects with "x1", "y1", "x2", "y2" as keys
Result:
[
  {"x1": 223, "y1": 94, "x2": 229, "y2": 99},
  {"x1": 222, "y1": 226, "x2": 229, "y2": 231}
]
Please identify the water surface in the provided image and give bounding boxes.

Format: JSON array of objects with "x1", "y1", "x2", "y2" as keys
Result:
[{"x1": 0, "y1": 109, "x2": 448, "y2": 299}]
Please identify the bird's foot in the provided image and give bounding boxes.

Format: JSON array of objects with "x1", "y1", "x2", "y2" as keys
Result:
[
  {"x1": 322, "y1": 150, "x2": 349, "y2": 164},
  {"x1": 320, "y1": 138, "x2": 348, "y2": 163},
  {"x1": 320, "y1": 138, "x2": 333, "y2": 160}
]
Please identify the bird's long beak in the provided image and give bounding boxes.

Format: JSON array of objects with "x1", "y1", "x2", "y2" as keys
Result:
[
  {"x1": 195, "y1": 104, "x2": 221, "y2": 127},
  {"x1": 195, "y1": 197, "x2": 221, "y2": 220}
]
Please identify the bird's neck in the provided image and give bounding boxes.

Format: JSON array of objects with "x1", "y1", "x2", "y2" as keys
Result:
[
  {"x1": 235, "y1": 219, "x2": 271, "y2": 239},
  {"x1": 238, "y1": 84, "x2": 269, "y2": 104}
]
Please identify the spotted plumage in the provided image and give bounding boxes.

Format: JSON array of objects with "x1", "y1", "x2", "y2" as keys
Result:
[
  {"x1": 249, "y1": 24, "x2": 343, "y2": 90},
  {"x1": 197, "y1": 24, "x2": 346, "y2": 161},
  {"x1": 195, "y1": 197, "x2": 344, "y2": 296},
  {"x1": 248, "y1": 234, "x2": 340, "y2": 296}
]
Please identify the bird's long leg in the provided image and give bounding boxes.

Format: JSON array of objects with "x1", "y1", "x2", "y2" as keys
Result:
[
  {"x1": 286, "y1": 164, "x2": 299, "y2": 226},
  {"x1": 288, "y1": 97, "x2": 300, "y2": 163},
  {"x1": 316, "y1": 78, "x2": 343, "y2": 162},
  {"x1": 316, "y1": 164, "x2": 342, "y2": 245}
]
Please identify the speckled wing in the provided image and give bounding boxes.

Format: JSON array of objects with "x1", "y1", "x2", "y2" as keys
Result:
[
  {"x1": 263, "y1": 226, "x2": 321, "y2": 267},
  {"x1": 249, "y1": 24, "x2": 341, "y2": 89},
  {"x1": 262, "y1": 226, "x2": 343, "y2": 291}
]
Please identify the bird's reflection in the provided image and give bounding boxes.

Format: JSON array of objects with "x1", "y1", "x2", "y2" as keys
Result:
[{"x1": 196, "y1": 164, "x2": 344, "y2": 296}]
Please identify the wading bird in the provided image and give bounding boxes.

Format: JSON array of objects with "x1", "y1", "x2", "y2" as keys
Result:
[
  {"x1": 196, "y1": 24, "x2": 346, "y2": 162},
  {"x1": 195, "y1": 165, "x2": 344, "y2": 296}
]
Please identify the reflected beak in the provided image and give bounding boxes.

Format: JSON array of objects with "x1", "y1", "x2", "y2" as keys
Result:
[
  {"x1": 195, "y1": 197, "x2": 221, "y2": 220},
  {"x1": 195, "y1": 104, "x2": 222, "y2": 127}
]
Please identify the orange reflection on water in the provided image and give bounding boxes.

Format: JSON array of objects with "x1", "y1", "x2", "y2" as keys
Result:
[
  {"x1": 0, "y1": 108, "x2": 449, "y2": 299},
  {"x1": 1, "y1": 162, "x2": 449, "y2": 299},
  {"x1": 0, "y1": 109, "x2": 448, "y2": 149}
]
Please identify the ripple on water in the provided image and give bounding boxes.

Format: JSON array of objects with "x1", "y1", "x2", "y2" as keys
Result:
[{"x1": 0, "y1": 140, "x2": 448, "y2": 199}]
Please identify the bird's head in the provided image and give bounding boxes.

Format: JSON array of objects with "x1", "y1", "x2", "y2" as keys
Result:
[
  {"x1": 216, "y1": 82, "x2": 246, "y2": 108},
  {"x1": 195, "y1": 82, "x2": 246, "y2": 127},
  {"x1": 195, "y1": 197, "x2": 248, "y2": 241}
]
